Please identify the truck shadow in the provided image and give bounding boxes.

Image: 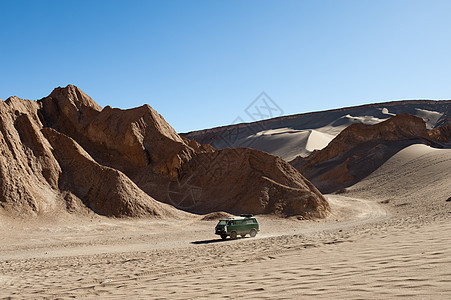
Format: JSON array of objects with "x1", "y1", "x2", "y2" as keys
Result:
[
  {"x1": 191, "y1": 237, "x2": 248, "y2": 245},
  {"x1": 191, "y1": 239, "x2": 228, "y2": 245}
]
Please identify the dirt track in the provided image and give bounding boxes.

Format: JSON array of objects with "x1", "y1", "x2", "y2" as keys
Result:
[
  {"x1": 0, "y1": 194, "x2": 385, "y2": 260},
  {"x1": 2, "y1": 193, "x2": 450, "y2": 299}
]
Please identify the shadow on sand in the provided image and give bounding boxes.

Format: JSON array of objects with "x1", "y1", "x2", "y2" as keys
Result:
[
  {"x1": 191, "y1": 239, "x2": 228, "y2": 245},
  {"x1": 191, "y1": 237, "x2": 249, "y2": 245}
]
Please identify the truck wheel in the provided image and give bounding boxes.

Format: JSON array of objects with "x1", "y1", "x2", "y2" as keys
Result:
[
  {"x1": 230, "y1": 231, "x2": 237, "y2": 239},
  {"x1": 250, "y1": 229, "x2": 257, "y2": 237},
  {"x1": 221, "y1": 234, "x2": 227, "y2": 240}
]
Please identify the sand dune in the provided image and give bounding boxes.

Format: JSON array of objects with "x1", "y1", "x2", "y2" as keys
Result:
[
  {"x1": 305, "y1": 130, "x2": 335, "y2": 153},
  {"x1": 183, "y1": 100, "x2": 450, "y2": 160},
  {"x1": 346, "y1": 144, "x2": 451, "y2": 216},
  {"x1": 233, "y1": 128, "x2": 335, "y2": 161}
]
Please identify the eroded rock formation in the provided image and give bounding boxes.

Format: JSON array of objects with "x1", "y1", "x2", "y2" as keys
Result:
[{"x1": 0, "y1": 85, "x2": 329, "y2": 218}]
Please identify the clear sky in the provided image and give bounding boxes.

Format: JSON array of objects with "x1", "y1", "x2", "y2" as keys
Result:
[{"x1": 1, "y1": 0, "x2": 451, "y2": 132}]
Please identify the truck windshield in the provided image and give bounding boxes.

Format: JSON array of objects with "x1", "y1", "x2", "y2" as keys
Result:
[{"x1": 217, "y1": 220, "x2": 227, "y2": 225}]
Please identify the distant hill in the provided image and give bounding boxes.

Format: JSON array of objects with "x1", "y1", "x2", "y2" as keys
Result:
[{"x1": 182, "y1": 100, "x2": 450, "y2": 161}]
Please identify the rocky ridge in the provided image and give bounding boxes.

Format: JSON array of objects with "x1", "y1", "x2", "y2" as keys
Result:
[{"x1": 0, "y1": 85, "x2": 329, "y2": 218}]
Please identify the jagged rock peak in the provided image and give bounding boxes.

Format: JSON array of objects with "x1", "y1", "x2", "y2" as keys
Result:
[
  {"x1": 5, "y1": 96, "x2": 21, "y2": 103},
  {"x1": 119, "y1": 103, "x2": 184, "y2": 144},
  {"x1": 46, "y1": 84, "x2": 102, "y2": 112}
]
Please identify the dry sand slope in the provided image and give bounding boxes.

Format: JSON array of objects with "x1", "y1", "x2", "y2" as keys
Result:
[
  {"x1": 346, "y1": 144, "x2": 451, "y2": 214},
  {"x1": 1, "y1": 145, "x2": 450, "y2": 299}
]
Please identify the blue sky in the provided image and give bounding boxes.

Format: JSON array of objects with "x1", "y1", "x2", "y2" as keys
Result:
[{"x1": 1, "y1": 0, "x2": 451, "y2": 132}]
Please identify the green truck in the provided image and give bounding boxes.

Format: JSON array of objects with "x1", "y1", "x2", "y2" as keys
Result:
[{"x1": 215, "y1": 214, "x2": 259, "y2": 240}]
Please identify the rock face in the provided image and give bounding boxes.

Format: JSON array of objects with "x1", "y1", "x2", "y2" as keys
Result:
[
  {"x1": 178, "y1": 148, "x2": 328, "y2": 218},
  {"x1": 0, "y1": 92, "x2": 183, "y2": 217},
  {"x1": 0, "y1": 85, "x2": 329, "y2": 218},
  {"x1": 42, "y1": 128, "x2": 178, "y2": 217},
  {"x1": 428, "y1": 124, "x2": 451, "y2": 142},
  {"x1": 0, "y1": 98, "x2": 60, "y2": 215},
  {"x1": 290, "y1": 114, "x2": 450, "y2": 193}
]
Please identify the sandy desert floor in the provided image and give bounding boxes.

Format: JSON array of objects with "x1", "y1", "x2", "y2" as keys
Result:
[{"x1": 1, "y1": 144, "x2": 450, "y2": 299}]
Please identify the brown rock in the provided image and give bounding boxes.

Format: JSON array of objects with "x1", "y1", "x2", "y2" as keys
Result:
[
  {"x1": 1, "y1": 85, "x2": 330, "y2": 219},
  {"x1": 42, "y1": 128, "x2": 182, "y2": 217},
  {"x1": 177, "y1": 148, "x2": 329, "y2": 218},
  {"x1": 0, "y1": 92, "x2": 184, "y2": 218},
  {"x1": 428, "y1": 124, "x2": 451, "y2": 142},
  {"x1": 0, "y1": 97, "x2": 61, "y2": 215},
  {"x1": 200, "y1": 211, "x2": 233, "y2": 221},
  {"x1": 38, "y1": 86, "x2": 212, "y2": 181}
]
